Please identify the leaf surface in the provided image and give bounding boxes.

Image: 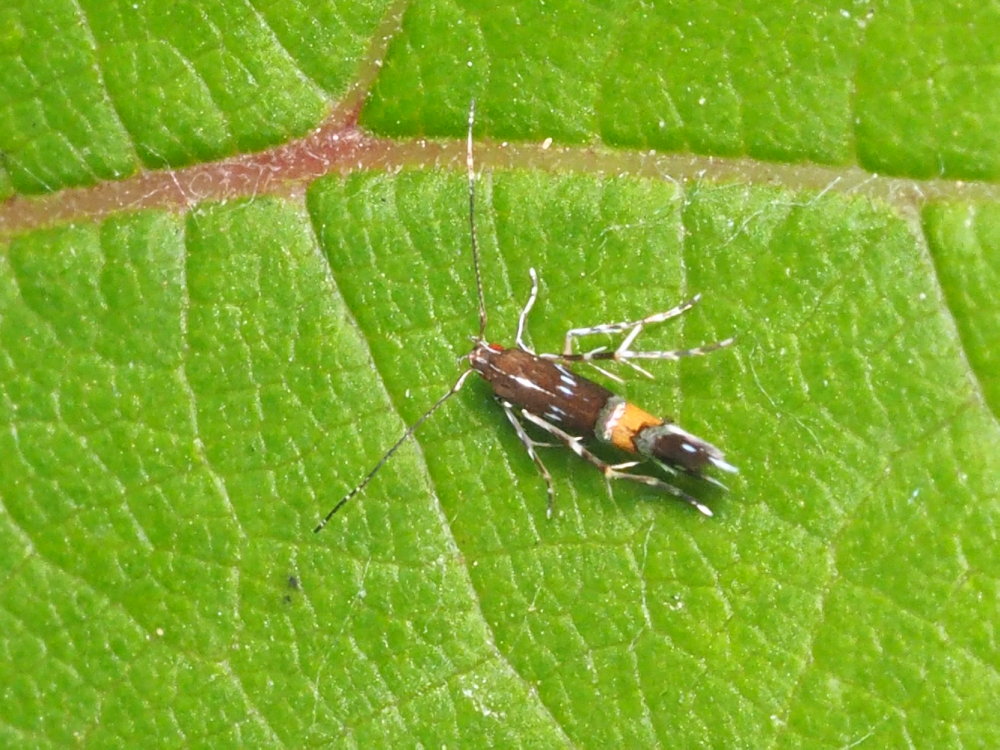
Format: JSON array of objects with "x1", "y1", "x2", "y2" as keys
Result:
[{"x1": 1, "y1": 1, "x2": 997, "y2": 747}]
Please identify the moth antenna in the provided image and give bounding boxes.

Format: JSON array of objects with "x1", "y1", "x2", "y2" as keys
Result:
[
  {"x1": 467, "y1": 99, "x2": 488, "y2": 341},
  {"x1": 314, "y1": 369, "x2": 475, "y2": 532}
]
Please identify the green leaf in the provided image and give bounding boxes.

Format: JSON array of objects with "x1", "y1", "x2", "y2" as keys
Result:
[
  {"x1": 0, "y1": 0, "x2": 389, "y2": 192},
  {"x1": 1, "y1": 1, "x2": 998, "y2": 748}
]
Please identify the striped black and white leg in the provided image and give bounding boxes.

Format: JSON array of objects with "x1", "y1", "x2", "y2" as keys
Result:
[
  {"x1": 500, "y1": 400, "x2": 557, "y2": 518},
  {"x1": 514, "y1": 268, "x2": 540, "y2": 353},
  {"x1": 539, "y1": 294, "x2": 733, "y2": 377},
  {"x1": 518, "y1": 409, "x2": 714, "y2": 517},
  {"x1": 561, "y1": 295, "x2": 703, "y2": 356}
]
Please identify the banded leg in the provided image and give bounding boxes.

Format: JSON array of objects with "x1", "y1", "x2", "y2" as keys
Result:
[
  {"x1": 514, "y1": 268, "x2": 540, "y2": 353},
  {"x1": 561, "y1": 294, "x2": 703, "y2": 355},
  {"x1": 500, "y1": 400, "x2": 557, "y2": 518},
  {"x1": 518, "y1": 409, "x2": 714, "y2": 517},
  {"x1": 550, "y1": 331, "x2": 736, "y2": 379},
  {"x1": 549, "y1": 294, "x2": 735, "y2": 379}
]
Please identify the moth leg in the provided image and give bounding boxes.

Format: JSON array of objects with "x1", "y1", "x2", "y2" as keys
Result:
[
  {"x1": 514, "y1": 268, "x2": 540, "y2": 353},
  {"x1": 543, "y1": 293, "x2": 734, "y2": 377},
  {"x1": 561, "y1": 295, "x2": 703, "y2": 356},
  {"x1": 500, "y1": 399, "x2": 557, "y2": 518},
  {"x1": 518, "y1": 409, "x2": 714, "y2": 517},
  {"x1": 549, "y1": 331, "x2": 735, "y2": 378}
]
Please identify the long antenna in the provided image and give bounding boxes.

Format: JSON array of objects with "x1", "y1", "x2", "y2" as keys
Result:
[
  {"x1": 314, "y1": 369, "x2": 475, "y2": 532},
  {"x1": 467, "y1": 99, "x2": 488, "y2": 340},
  {"x1": 314, "y1": 99, "x2": 487, "y2": 532}
]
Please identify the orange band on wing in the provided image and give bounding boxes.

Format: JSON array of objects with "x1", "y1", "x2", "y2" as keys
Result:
[{"x1": 608, "y1": 403, "x2": 663, "y2": 453}]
